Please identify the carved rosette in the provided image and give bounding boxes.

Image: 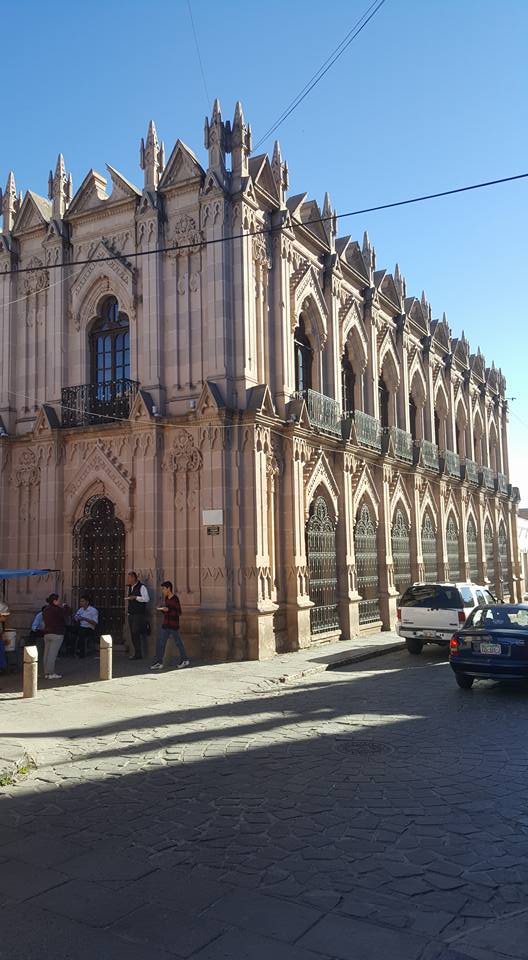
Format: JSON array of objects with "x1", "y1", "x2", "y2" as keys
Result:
[
  {"x1": 167, "y1": 214, "x2": 204, "y2": 258},
  {"x1": 23, "y1": 257, "x2": 49, "y2": 296},
  {"x1": 164, "y1": 430, "x2": 203, "y2": 472}
]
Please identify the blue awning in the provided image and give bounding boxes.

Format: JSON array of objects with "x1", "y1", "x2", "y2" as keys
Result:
[{"x1": 0, "y1": 569, "x2": 58, "y2": 580}]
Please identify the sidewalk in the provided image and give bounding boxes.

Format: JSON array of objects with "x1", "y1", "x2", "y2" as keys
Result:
[{"x1": 0, "y1": 630, "x2": 403, "y2": 774}]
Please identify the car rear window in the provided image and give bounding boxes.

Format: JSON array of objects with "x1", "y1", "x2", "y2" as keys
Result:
[
  {"x1": 459, "y1": 586, "x2": 475, "y2": 608},
  {"x1": 467, "y1": 606, "x2": 528, "y2": 629},
  {"x1": 399, "y1": 585, "x2": 462, "y2": 609}
]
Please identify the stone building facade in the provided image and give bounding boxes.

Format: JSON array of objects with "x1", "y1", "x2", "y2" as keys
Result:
[{"x1": 0, "y1": 101, "x2": 521, "y2": 659}]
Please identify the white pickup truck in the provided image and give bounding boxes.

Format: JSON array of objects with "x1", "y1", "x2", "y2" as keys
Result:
[{"x1": 397, "y1": 582, "x2": 496, "y2": 654}]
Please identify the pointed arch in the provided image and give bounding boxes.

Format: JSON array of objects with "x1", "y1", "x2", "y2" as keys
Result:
[
  {"x1": 305, "y1": 452, "x2": 339, "y2": 521},
  {"x1": 434, "y1": 376, "x2": 449, "y2": 417},
  {"x1": 379, "y1": 333, "x2": 400, "y2": 390},
  {"x1": 353, "y1": 463, "x2": 380, "y2": 523},
  {"x1": 71, "y1": 258, "x2": 135, "y2": 334},
  {"x1": 291, "y1": 264, "x2": 328, "y2": 347},
  {"x1": 409, "y1": 364, "x2": 427, "y2": 406},
  {"x1": 419, "y1": 481, "x2": 438, "y2": 529},
  {"x1": 389, "y1": 475, "x2": 413, "y2": 528},
  {"x1": 344, "y1": 315, "x2": 368, "y2": 374}
]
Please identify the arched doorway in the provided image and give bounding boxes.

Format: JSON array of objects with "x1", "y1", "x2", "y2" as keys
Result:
[
  {"x1": 392, "y1": 509, "x2": 411, "y2": 597},
  {"x1": 355, "y1": 503, "x2": 380, "y2": 625},
  {"x1": 72, "y1": 496, "x2": 126, "y2": 642},
  {"x1": 421, "y1": 511, "x2": 437, "y2": 581},
  {"x1": 306, "y1": 495, "x2": 339, "y2": 635}
]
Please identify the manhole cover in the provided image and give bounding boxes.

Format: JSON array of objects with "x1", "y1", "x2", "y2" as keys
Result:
[{"x1": 333, "y1": 738, "x2": 393, "y2": 756}]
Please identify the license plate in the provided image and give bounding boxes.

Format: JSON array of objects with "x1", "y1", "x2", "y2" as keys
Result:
[{"x1": 479, "y1": 643, "x2": 501, "y2": 655}]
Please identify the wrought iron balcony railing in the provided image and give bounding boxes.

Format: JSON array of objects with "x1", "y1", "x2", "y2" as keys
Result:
[
  {"x1": 442, "y1": 449, "x2": 461, "y2": 479},
  {"x1": 353, "y1": 410, "x2": 382, "y2": 452},
  {"x1": 386, "y1": 426, "x2": 414, "y2": 462},
  {"x1": 463, "y1": 459, "x2": 479, "y2": 484},
  {"x1": 421, "y1": 439, "x2": 440, "y2": 471},
  {"x1": 61, "y1": 379, "x2": 140, "y2": 427},
  {"x1": 497, "y1": 472, "x2": 508, "y2": 495},
  {"x1": 481, "y1": 465, "x2": 495, "y2": 490},
  {"x1": 303, "y1": 388, "x2": 342, "y2": 436}
]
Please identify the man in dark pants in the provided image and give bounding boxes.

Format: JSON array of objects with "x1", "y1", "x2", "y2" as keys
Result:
[{"x1": 125, "y1": 571, "x2": 150, "y2": 660}]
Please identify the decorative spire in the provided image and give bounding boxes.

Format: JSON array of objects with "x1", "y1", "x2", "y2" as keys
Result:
[
  {"x1": 1, "y1": 171, "x2": 19, "y2": 231},
  {"x1": 204, "y1": 98, "x2": 229, "y2": 180},
  {"x1": 230, "y1": 100, "x2": 252, "y2": 180},
  {"x1": 322, "y1": 192, "x2": 336, "y2": 251},
  {"x1": 271, "y1": 140, "x2": 288, "y2": 204},
  {"x1": 140, "y1": 120, "x2": 164, "y2": 191},
  {"x1": 48, "y1": 153, "x2": 71, "y2": 219},
  {"x1": 362, "y1": 230, "x2": 375, "y2": 274}
]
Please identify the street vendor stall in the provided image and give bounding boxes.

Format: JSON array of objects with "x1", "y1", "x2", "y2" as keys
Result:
[{"x1": 0, "y1": 569, "x2": 59, "y2": 670}]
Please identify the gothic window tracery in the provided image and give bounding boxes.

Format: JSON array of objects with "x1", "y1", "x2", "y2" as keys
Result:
[
  {"x1": 355, "y1": 503, "x2": 380, "y2": 625},
  {"x1": 294, "y1": 314, "x2": 313, "y2": 395},
  {"x1": 391, "y1": 508, "x2": 411, "y2": 596},
  {"x1": 446, "y1": 514, "x2": 461, "y2": 581},
  {"x1": 421, "y1": 510, "x2": 437, "y2": 581},
  {"x1": 467, "y1": 516, "x2": 479, "y2": 581},
  {"x1": 90, "y1": 296, "x2": 130, "y2": 388}
]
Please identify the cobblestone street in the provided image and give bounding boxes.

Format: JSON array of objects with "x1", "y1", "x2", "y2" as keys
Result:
[{"x1": 2, "y1": 646, "x2": 528, "y2": 959}]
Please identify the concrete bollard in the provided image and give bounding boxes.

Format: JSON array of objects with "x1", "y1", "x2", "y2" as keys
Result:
[
  {"x1": 23, "y1": 645, "x2": 38, "y2": 698},
  {"x1": 100, "y1": 634, "x2": 113, "y2": 681}
]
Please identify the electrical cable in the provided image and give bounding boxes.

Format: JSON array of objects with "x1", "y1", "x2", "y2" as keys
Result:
[
  {"x1": 253, "y1": 0, "x2": 388, "y2": 149},
  {"x1": 186, "y1": 0, "x2": 210, "y2": 111},
  {"x1": 2, "y1": 171, "x2": 527, "y2": 280}
]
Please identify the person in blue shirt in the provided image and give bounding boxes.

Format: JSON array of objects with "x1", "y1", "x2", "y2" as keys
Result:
[{"x1": 73, "y1": 596, "x2": 99, "y2": 658}]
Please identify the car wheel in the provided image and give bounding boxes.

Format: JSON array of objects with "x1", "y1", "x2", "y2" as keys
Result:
[
  {"x1": 406, "y1": 638, "x2": 423, "y2": 655},
  {"x1": 455, "y1": 674, "x2": 474, "y2": 690}
]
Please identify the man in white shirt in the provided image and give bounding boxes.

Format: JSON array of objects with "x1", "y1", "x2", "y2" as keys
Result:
[
  {"x1": 125, "y1": 571, "x2": 150, "y2": 660},
  {"x1": 73, "y1": 595, "x2": 99, "y2": 658}
]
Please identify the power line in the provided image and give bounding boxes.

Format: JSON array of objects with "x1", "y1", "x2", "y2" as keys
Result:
[
  {"x1": 3, "y1": 170, "x2": 527, "y2": 280},
  {"x1": 254, "y1": 0, "x2": 389, "y2": 150},
  {"x1": 186, "y1": 0, "x2": 210, "y2": 111}
]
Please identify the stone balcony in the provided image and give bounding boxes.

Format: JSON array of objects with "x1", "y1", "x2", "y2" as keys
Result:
[
  {"x1": 420, "y1": 439, "x2": 440, "y2": 471},
  {"x1": 385, "y1": 426, "x2": 414, "y2": 463},
  {"x1": 441, "y1": 449, "x2": 461, "y2": 479},
  {"x1": 497, "y1": 472, "x2": 509, "y2": 495},
  {"x1": 303, "y1": 389, "x2": 342, "y2": 437},
  {"x1": 463, "y1": 458, "x2": 479, "y2": 484},
  {"x1": 61, "y1": 379, "x2": 140, "y2": 428},
  {"x1": 353, "y1": 410, "x2": 382, "y2": 452},
  {"x1": 481, "y1": 465, "x2": 496, "y2": 490}
]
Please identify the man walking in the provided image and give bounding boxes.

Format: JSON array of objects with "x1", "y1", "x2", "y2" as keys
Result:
[
  {"x1": 125, "y1": 571, "x2": 149, "y2": 661},
  {"x1": 150, "y1": 580, "x2": 189, "y2": 671}
]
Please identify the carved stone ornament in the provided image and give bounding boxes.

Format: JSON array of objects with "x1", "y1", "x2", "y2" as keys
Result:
[
  {"x1": 14, "y1": 448, "x2": 40, "y2": 487},
  {"x1": 165, "y1": 430, "x2": 203, "y2": 472},
  {"x1": 252, "y1": 234, "x2": 272, "y2": 269},
  {"x1": 167, "y1": 214, "x2": 204, "y2": 258},
  {"x1": 23, "y1": 257, "x2": 49, "y2": 296}
]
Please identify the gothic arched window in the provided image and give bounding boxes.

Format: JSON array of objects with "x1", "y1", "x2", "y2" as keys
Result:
[
  {"x1": 294, "y1": 315, "x2": 313, "y2": 395},
  {"x1": 341, "y1": 346, "x2": 356, "y2": 415},
  {"x1": 378, "y1": 377, "x2": 390, "y2": 429},
  {"x1": 90, "y1": 297, "x2": 130, "y2": 387}
]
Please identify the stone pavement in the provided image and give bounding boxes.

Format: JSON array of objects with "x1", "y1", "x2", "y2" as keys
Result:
[{"x1": 1, "y1": 642, "x2": 528, "y2": 959}]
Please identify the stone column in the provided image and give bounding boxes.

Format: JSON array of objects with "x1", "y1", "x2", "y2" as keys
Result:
[
  {"x1": 282, "y1": 433, "x2": 312, "y2": 649},
  {"x1": 336, "y1": 451, "x2": 360, "y2": 639},
  {"x1": 378, "y1": 464, "x2": 399, "y2": 629}
]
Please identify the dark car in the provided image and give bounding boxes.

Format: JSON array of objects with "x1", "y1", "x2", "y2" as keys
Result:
[{"x1": 449, "y1": 604, "x2": 528, "y2": 689}]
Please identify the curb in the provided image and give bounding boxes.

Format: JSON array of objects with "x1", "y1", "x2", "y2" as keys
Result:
[{"x1": 277, "y1": 640, "x2": 405, "y2": 685}]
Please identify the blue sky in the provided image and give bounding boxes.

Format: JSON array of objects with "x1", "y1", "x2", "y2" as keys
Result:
[{"x1": 4, "y1": 0, "x2": 528, "y2": 497}]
